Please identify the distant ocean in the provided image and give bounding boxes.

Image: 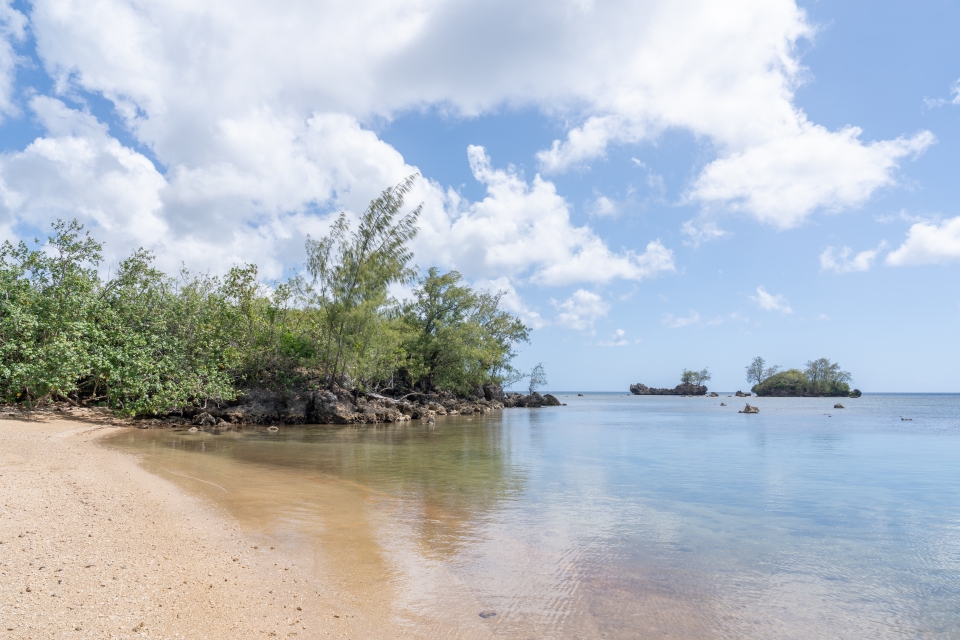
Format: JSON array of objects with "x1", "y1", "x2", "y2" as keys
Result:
[{"x1": 108, "y1": 393, "x2": 960, "y2": 638}]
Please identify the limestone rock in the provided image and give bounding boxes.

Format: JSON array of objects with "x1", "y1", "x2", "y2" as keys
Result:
[
  {"x1": 739, "y1": 403, "x2": 759, "y2": 414},
  {"x1": 192, "y1": 412, "x2": 216, "y2": 426},
  {"x1": 542, "y1": 394, "x2": 561, "y2": 406}
]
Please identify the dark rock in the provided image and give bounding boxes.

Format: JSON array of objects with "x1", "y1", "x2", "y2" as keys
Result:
[
  {"x1": 735, "y1": 390, "x2": 751, "y2": 397},
  {"x1": 577, "y1": 393, "x2": 584, "y2": 396},
  {"x1": 720, "y1": 403, "x2": 726, "y2": 406},
  {"x1": 482, "y1": 383, "x2": 505, "y2": 402},
  {"x1": 630, "y1": 383, "x2": 707, "y2": 396},
  {"x1": 542, "y1": 394, "x2": 561, "y2": 406},
  {"x1": 739, "y1": 403, "x2": 759, "y2": 414},
  {"x1": 478, "y1": 610, "x2": 497, "y2": 619},
  {"x1": 192, "y1": 412, "x2": 216, "y2": 426},
  {"x1": 834, "y1": 403, "x2": 844, "y2": 409},
  {"x1": 709, "y1": 392, "x2": 719, "y2": 397}
]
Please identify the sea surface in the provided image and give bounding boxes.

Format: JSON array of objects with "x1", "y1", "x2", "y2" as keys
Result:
[{"x1": 105, "y1": 393, "x2": 960, "y2": 638}]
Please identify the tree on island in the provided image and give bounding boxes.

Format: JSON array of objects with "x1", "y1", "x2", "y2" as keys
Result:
[
  {"x1": 745, "y1": 357, "x2": 780, "y2": 385},
  {"x1": 804, "y1": 358, "x2": 851, "y2": 394},
  {"x1": 528, "y1": 363, "x2": 548, "y2": 394},
  {"x1": 751, "y1": 357, "x2": 855, "y2": 397},
  {"x1": 682, "y1": 368, "x2": 711, "y2": 387}
]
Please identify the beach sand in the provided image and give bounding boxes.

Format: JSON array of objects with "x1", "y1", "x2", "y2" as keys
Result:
[{"x1": 0, "y1": 412, "x2": 407, "y2": 639}]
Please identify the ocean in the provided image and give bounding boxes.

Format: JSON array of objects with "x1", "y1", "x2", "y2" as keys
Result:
[{"x1": 105, "y1": 393, "x2": 960, "y2": 638}]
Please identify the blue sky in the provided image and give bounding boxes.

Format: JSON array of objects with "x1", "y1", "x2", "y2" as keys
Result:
[{"x1": 0, "y1": 0, "x2": 957, "y2": 392}]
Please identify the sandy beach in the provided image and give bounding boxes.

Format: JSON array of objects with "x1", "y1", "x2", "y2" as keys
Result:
[{"x1": 0, "y1": 412, "x2": 405, "y2": 639}]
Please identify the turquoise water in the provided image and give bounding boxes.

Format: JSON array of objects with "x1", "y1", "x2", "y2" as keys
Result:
[{"x1": 108, "y1": 393, "x2": 960, "y2": 638}]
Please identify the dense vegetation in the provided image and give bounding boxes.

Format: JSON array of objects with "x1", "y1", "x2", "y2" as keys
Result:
[
  {"x1": 0, "y1": 178, "x2": 530, "y2": 415},
  {"x1": 749, "y1": 357, "x2": 857, "y2": 397}
]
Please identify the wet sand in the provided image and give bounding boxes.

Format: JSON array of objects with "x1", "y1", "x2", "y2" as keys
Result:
[{"x1": 0, "y1": 414, "x2": 410, "y2": 639}]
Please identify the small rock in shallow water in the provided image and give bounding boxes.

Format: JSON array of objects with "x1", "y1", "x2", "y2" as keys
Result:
[
  {"x1": 739, "y1": 404, "x2": 759, "y2": 414},
  {"x1": 834, "y1": 403, "x2": 844, "y2": 409},
  {"x1": 479, "y1": 610, "x2": 497, "y2": 618},
  {"x1": 188, "y1": 426, "x2": 199, "y2": 433},
  {"x1": 720, "y1": 403, "x2": 726, "y2": 406}
]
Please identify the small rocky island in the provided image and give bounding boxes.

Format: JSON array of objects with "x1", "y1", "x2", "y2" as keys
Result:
[
  {"x1": 631, "y1": 367, "x2": 711, "y2": 396},
  {"x1": 751, "y1": 364, "x2": 861, "y2": 398},
  {"x1": 629, "y1": 382, "x2": 707, "y2": 396}
]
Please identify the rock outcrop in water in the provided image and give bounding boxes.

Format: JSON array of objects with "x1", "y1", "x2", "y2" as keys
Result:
[
  {"x1": 629, "y1": 383, "x2": 707, "y2": 396},
  {"x1": 739, "y1": 403, "x2": 759, "y2": 414},
  {"x1": 156, "y1": 384, "x2": 562, "y2": 426}
]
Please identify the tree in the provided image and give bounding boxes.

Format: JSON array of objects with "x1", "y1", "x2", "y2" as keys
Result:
[
  {"x1": 746, "y1": 357, "x2": 780, "y2": 385},
  {"x1": 692, "y1": 368, "x2": 711, "y2": 387},
  {"x1": 528, "y1": 363, "x2": 547, "y2": 394},
  {"x1": 303, "y1": 175, "x2": 422, "y2": 389},
  {"x1": 398, "y1": 268, "x2": 529, "y2": 393},
  {"x1": 805, "y1": 358, "x2": 851, "y2": 393},
  {"x1": 682, "y1": 368, "x2": 711, "y2": 387}
]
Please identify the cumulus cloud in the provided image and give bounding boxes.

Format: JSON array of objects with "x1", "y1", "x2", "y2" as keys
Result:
[
  {"x1": 554, "y1": 289, "x2": 609, "y2": 330},
  {"x1": 0, "y1": 97, "x2": 169, "y2": 261},
  {"x1": 662, "y1": 310, "x2": 700, "y2": 328},
  {"x1": 819, "y1": 243, "x2": 886, "y2": 273},
  {"x1": 751, "y1": 286, "x2": 792, "y2": 314},
  {"x1": 422, "y1": 146, "x2": 675, "y2": 285},
  {"x1": 0, "y1": 0, "x2": 923, "y2": 270},
  {"x1": 0, "y1": 1, "x2": 25, "y2": 120},
  {"x1": 886, "y1": 217, "x2": 960, "y2": 266},
  {"x1": 689, "y1": 127, "x2": 934, "y2": 228}
]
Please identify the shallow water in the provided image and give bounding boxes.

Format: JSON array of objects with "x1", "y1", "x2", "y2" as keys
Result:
[{"x1": 105, "y1": 394, "x2": 960, "y2": 638}]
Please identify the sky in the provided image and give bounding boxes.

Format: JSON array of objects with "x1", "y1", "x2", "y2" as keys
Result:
[{"x1": 0, "y1": 0, "x2": 958, "y2": 392}]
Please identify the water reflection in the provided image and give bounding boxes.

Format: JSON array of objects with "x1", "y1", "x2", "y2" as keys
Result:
[{"x1": 105, "y1": 394, "x2": 960, "y2": 639}]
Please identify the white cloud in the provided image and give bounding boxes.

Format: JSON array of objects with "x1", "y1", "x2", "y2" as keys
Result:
[
  {"x1": 424, "y1": 146, "x2": 675, "y2": 286},
  {"x1": 926, "y1": 80, "x2": 960, "y2": 108},
  {"x1": 681, "y1": 220, "x2": 729, "y2": 247},
  {"x1": 886, "y1": 217, "x2": 960, "y2": 266},
  {"x1": 0, "y1": 1, "x2": 26, "y2": 120},
  {"x1": 473, "y1": 276, "x2": 544, "y2": 330},
  {"x1": 662, "y1": 310, "x2": 700, "y2": 328},
  {"x1": 0, "y1": 97, "x2": 169, "y2": 261},
  {"x1": 689, "y1": 127, "x2": 934, "y2": 229},
  {"x1": 554, "y1": 289, "x2": 609, "y2": 330},
  {"x1": 819, "y1": 242, "x2": 886, "y2": 273},
  {"x1": 597, "y1": 328, "x2": 629, "y2": 347},
  {"x1": 751, "y1": 286, "x2": 792, "y2": 314},
  {"x1": 0, "y1": 0, "x2": 924, "y2": 272},
  {"x1": 589, "y1": 193, "x2": 620, "y2": 218},
  {"x1": 538, "y1": 116, "x2": 644, "y2": 173}
]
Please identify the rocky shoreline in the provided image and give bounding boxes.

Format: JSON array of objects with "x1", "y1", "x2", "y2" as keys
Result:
[{"x1": 145, "y1": 384, "x2": 563, "y2": 427}]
